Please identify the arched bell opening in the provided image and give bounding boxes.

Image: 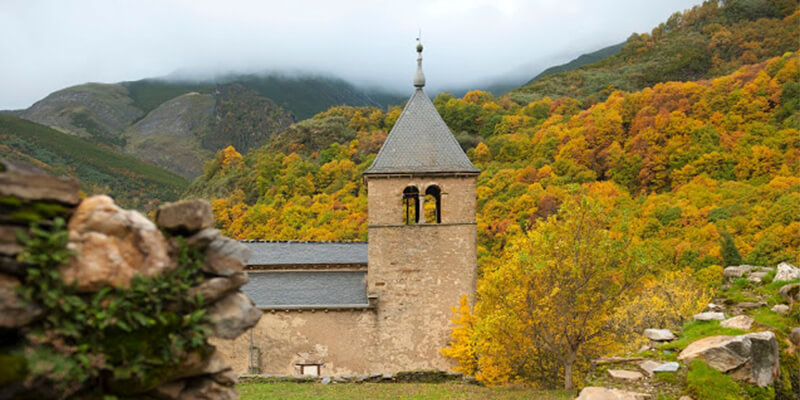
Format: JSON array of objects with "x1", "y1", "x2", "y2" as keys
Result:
[
  {"x1": 424, "y1": 185, "x2": 441, "y2": 224},
  {"x1": 402, "y1": 186, "x2": 420, "y2": 225}
]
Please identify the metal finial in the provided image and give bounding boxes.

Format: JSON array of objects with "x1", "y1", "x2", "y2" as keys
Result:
[{"x1": 413, "y1": 37, "x2": 425, "y2": 88}]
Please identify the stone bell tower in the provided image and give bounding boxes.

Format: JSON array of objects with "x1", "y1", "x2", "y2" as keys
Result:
[{"x1": 362, "y1": 40, "x2": 479, "y2": 372}]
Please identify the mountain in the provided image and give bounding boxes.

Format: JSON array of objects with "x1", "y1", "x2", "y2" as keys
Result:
[
  {"x1": 123, "y1": 73, "x2": 404, "y2": 121},
  {"x1": 0, "y1": 114, "x2": 188, "y2": 210},
  {"x1": 522, "y1": 42, "x2": 624, "y2": 86},
  {"x1": 509, "y1": 0, "x2": 798, "y2": 104},
  {"x1": 11, "y1": 73, "x2": 404, "y2": 179}
]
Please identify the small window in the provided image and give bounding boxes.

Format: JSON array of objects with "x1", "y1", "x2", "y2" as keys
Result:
[
  {"x1": 297, "y1": 363, "x2": 322, "y2": 376},
  {"x1": 403, "y1": 186, "x2": 420, "y2": 225},
  {"x1": 424, "y1": 185, "x2": 441, "y2": 224}
]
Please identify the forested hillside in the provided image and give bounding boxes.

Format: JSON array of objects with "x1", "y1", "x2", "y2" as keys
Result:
[
  {"x1": 188, "y1": 49, "x2": 798, "y2": 392},
  {"x1": 510, "y1": 0, "x2": 798, "y2": 105},
  {"x1": 0, "y1": 115, "x2": 188, "y2": 209},
  {"x1": 191, "y1": 50, "x2": 798, "y2": 267}
]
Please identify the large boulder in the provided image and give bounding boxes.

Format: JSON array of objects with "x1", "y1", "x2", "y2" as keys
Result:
[
  {"x1": 156, "y1": 200, "x2": 215, "y2": 234},
  {"x1": 0, "y1": 273, "x2": 42, "y2": 327},
  {"x1": 207, "y1": 292, "x2": 262, "y2": 339},
  {"x1": 677, "y1": 331, "x2": 779, "y2": 386},
  {"x1": 575, "y1": 387, "x2": 649, "y2": 400},
  {"x1": 60, "y1": 195, "x2": 173, "y2": 291},
  {"x1": 774, "y1": 262, "x2": 800, "y2": 282}
]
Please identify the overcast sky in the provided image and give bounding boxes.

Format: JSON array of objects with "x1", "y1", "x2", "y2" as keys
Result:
[{"x1": 1, "y1": 0, "x2": 702, "y2": 109}]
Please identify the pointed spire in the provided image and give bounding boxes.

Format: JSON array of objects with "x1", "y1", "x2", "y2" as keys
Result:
[{"x1": 413, "y1": 38, "x2": 425, "y2": 88}]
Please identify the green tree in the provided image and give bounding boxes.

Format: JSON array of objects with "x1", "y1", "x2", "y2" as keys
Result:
[{"x1": 719, "y1": 230, "x2": 743, "y2": 266}]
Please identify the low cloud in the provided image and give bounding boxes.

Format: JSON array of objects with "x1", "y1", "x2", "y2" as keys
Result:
[{"x1": 1, "y1": 0, "x2": 701, "y2": 109}]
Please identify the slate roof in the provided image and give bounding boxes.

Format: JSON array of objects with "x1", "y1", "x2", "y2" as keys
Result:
[
  {"x1": 242, "y1": 241, "x2": 367, "y2": 266},
  {"x1": 363, "y1": 89, "x2": 479, "y2": 175},
  {"x1": 243, "y1": 271, "x2": 368, "y2": 308}
]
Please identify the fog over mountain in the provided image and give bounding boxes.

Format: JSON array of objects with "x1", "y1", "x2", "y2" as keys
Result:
[{"x1": 1, "y1": 0, "x2": 701, "y2": 109}]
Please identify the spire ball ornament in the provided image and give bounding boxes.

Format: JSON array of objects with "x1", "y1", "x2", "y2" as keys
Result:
[{"x1": 413, "y1": 38, "x2": 426, "y2": 88}]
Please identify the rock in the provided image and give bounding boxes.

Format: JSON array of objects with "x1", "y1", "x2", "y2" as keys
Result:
[
  {"x1": 211, "y1": 369, "x2": 237, "y2": 387},
  {"x1": 678, "y1": 331, "x2": 779, "y2": 386},
  {"x1": 0, "y1": 255, "x2": 26, "y2": 276},
  {"x1": 707, "y1": 303, "x2": 723, "y2": 312},
  {"x1": 721, "y1": 315, "x2": 754, "y2": 330},
  {"x1": 723, "y1": 265, "x2": 758, "y2": 279},
  {"x1": 208, "y1": 292, "x2": 262, "y2": 339},
  {"x1": 644, "y1": 329, "x2": 676, "y2": 341},
  {"x1": 200, "y1": 350, "x2": 230, "y2": 376},
  {"x1": 593, "y1": 356, "x2": 644, "y2": 365},
  {"x1": 576, "y1": 387, "x2": 650, "y2": 400},
  {"x1": 693, "y1": 312, "x2": 725, "y2": 321},
  {"x1": 151, "y1": 380, "x2": 186, "y2": 400},
  {"x1": 679, "y1": 397, "x2": 693, "y2": 400},
  {"x1": 321, "y1": 376, "x2": 332, "y2": 385},
  {"x1": 771, "y1": 304, "x2": 789, "y2": 314},
  {"x1": 678, "y1": 335, "x2": 749, "y2": 372},
  {"x1": 203, "y1": 236, "x2": 251, "y2": 276},
  {"x1": 737, "y1": 301, "x2": 766, "y2": 310},
  {"x1": 0, "y1": 273, "x2": 43, "y2": 327},
  {"x1": 179, "y1": 377, "x2": 237, "y2": 400},
  {"x1": 779, "y1": 283, "x2": 800, "y2": 303},
  {"x1": 774, "y1": 262, "x2": 800, "y2": 282},
  {"x1": 790, "y1": 328, "x2": 800, "y2": 346},
  {"x1": 188, "y1": 272, "x2": 249, "y2": 304},
  {"x1": 748, "y1": 271, "x2": 769, "y2": 283},
  {"x1": 156, "y1": 200, "x2": 214, "y2": 233},
  {"x1": 0, "y1": 160, "x2": 80, "y2": 205},
  {"x1": 60, "y1": 195, "x2": 173, "y2": 291},
  {"x1": 186, "y1": 228, "x2": 221, "y2": 250},
  {"x1": 607, "y1": 369, "x2": 643, "y2": 381},
  {"x1": 639, "y1": 360, "x2": 661, "y2": 377},
  {"x1": 653, "y1": 361, "x2": 680, "y2": 372},
  {"x1": 0, "y1": 225, "x2": 25, "y2": 256}
]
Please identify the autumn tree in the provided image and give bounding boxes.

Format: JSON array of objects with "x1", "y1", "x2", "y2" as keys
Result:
[{"x1": 471, "y1": 195, "x2": 652, "y2": 390}]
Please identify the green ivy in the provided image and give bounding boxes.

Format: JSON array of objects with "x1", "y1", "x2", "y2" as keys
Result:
[{"x1": 13, "y1": 217, "x2": 212, "y2": 397}]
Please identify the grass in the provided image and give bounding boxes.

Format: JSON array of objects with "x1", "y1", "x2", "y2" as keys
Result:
[
  {"x1": 660, "y1": 320, "x2": 745, "y2": 352},
  {"x1": 237, "y1": 382, "x2": 572, "y2": 400},
  {"x1": 750, "y1": 307, "x2": 796, "y2": 333},
  {"x1": 0, "y1": 115, "x2": 188, "y2": 209},
  {"x1": 686, "y1": 360, "x2": 774, "y2": 400}
]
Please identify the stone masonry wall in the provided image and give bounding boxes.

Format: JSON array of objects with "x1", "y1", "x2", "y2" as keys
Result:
[
  {"x1": 0, "y1": 160, "x2": 262, "y2": 400},
  {"x1": 366, "y1": 175, "x2": 477, "y2": 373},
  {"x1": 213, "y1": 310, "x2": 376, "y2": 376}
]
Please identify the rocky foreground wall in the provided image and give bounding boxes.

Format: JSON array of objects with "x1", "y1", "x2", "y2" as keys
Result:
[{"x1": 0, "y1": 160, "x2": 261, "y2": 399}]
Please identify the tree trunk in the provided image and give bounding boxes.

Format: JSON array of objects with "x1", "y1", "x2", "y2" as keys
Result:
[
  {"x1": 564, "y1": 359, "x2": 574, "y2": 391},
  {"x1": 564, "y1": 350, "x2": 577, "y2": 391}
]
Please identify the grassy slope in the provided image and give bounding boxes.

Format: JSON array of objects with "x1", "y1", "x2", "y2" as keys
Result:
[
  {"x1": 0, "y1": 115, "x2": 188, "y2": 209},
  {"x1": 522, "y1": 42, "x2": 625, "y2": 86},
  {"x1": 124, "y1": 75, "x2": 405, "y2": 121},
  {"x1": 238, "y1": 382, "x2": 571, "y2": 400}
]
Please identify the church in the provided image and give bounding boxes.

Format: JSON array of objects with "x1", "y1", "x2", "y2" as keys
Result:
[{"x1": 214, "y1": 42, "x2": 479, "y2": 376}]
